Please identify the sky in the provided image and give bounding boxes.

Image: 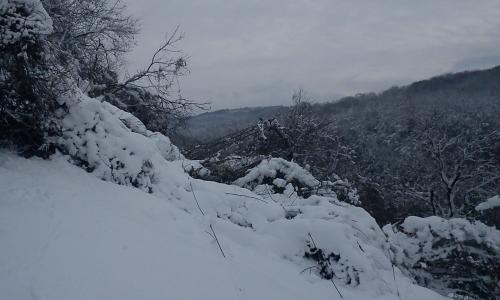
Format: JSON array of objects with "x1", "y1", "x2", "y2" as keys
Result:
[{"x1": 124, "y1": 0, "x2": 500, "y2": 110}]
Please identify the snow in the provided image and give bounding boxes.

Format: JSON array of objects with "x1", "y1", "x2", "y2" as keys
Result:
[
  {"x1": 0, "y1": 94, "x2": 448, "y2": 300},
  {"x1": 0, "y1": 0, "x2": 53, "y2": 46},
  {"x1": 475, "y1": 195, "x2": 500, "y2": 211},
  {"x1": 0, "y1": 152, "x2": 447, "y2": 300},
  {"x1": 234, "y1": 157, "x2": 320, "y2": 190}
]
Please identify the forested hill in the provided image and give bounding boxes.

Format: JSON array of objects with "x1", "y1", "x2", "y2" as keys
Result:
[
  {"x1": 178, "y1": 65, "x2": 500, "y2": 144},
  {"x1": 317, "y1": 64, "x2": 500, "y2": 117}
]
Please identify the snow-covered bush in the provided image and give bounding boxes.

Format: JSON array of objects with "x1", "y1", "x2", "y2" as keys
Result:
[
  {"x1": 475, "y1": 195, "x2": 500, "y2": 228},
  {"x1": 384, "y1": 216, "x2": 500, "y2": 299},
  {"x1": 234, "y1": 157, "x2": 359, "y2": 204},
  {"x1": 0, "y1": 0, "x2": 63, "y2": 155},
  {"x1": 234, "y1": 157, "x2": 320, "y2": 196},
  {"x1": 475, "y1": 195, "x2": 500, "y2": 212},
  {"x1": 57, "y1": 91, "x2": 183, "y2": 192},
  {"x1": 190, "y1": 155, "x2": 264, "y2": 184},
  {"x1": 0, "y1": 0, "x2": 53, "y2": 45}
]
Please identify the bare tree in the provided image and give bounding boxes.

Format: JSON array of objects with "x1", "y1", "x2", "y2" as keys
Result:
[
  {"x1": 119, "y1": 26, "x2": 209, "y2": 118},
  {"x1": 418, "y1": 112, "x2": 500, "y2": 217},
  {"x1": 42, "y1": 0, "x2": 139, "y2": 83},
  {"x1": 41, "y1": 0, "x2": 207, "y2": 133}
]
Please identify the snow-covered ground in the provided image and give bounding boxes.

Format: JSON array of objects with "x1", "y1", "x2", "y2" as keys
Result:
[
  {"x1": 0, "y1": 152, "x2": 447, "y2": 300},
  {"x1": 0, "y1": 94, "x2": 448, "y2": 300}
]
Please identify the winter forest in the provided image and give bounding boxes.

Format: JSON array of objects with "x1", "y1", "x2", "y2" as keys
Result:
[{"x1": 1, "y1": 0, "x2": 499, "y2": 299}]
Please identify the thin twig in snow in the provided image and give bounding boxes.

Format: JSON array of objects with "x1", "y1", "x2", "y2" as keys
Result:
[
  {"x1": 300, "y1": 265, "x2": 319, "y2": 275},
  {"x1": 308, "y1": 232, "x2": 317, "y2": 248},
  {"x1": 265, "y1": 185, "x2": 287, "y2": 211},
  {"x1": 357, "y1": 241, "x2": 365, "y2": 253},
  {"x1": 224, "y1": 192, "x2": 269, "y2": 204},
  {"x1": 265, "y1": 185, "x2": 277, "y2": 203},
  {"x1": 289, "y1": 193, "x2": 300, "y2": 206},
  {"x1": 205, "y1": 230, "x2": 215, "y2": 240},
  {"x1": 189, "y1": 180, "x2": 205, "y2": 216},
  {"x1": 330, "y1": 279, "x2": 344, "y2": 299},
  {"x1": 391, "y1": 262, "x2": 401, "y2": 299},
  {"x1": 210, "y1": 224, "x2": 226, "y2": 258},
  {"x1": 190, "y1": 182, "x2": 225, "y2": 259}
]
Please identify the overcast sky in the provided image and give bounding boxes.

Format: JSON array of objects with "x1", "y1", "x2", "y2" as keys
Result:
[{"x1": 124, "y1": 0, "x2": 500, "y2": 110}]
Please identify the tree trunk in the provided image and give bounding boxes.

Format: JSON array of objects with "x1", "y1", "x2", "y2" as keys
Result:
[
  {"x1": 429, "y1": 189, "x2": 437, "y2": 215},
  {"x1": 447, "y1": 188, "x2": 454, "y2": 217}
]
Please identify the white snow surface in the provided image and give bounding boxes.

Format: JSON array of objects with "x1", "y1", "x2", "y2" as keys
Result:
[
  {"x1": 0, "y1": 94, "x2": 447, "y2": 300},
  {"x1": 234, "y1": 157, "x2": 320, "y2": 189},
  {"x1": 475, "y1": 195, "x2": 500, "y2": 211}
]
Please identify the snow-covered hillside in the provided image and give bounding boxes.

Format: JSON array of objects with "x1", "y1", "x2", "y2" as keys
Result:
[{"x1": 0, "y1": 95, "x2": 448, "y2": 300}]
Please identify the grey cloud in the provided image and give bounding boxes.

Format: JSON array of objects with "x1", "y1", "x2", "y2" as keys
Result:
[{"x1": 124, "y1": 0, "x2": 500, "y2": 110}]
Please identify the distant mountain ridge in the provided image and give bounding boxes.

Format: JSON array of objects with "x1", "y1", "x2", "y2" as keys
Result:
[
  {"x1": 177, "y1": 105, "x2": 288, "y2": 143},
  {"x1": 177, "y1": 65, "x2": 500, "y2": 144}
]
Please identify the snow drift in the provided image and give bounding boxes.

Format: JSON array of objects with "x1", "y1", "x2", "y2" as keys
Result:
[{"x1": 0, "y1": 93, "x2": 449, "y2": 300}]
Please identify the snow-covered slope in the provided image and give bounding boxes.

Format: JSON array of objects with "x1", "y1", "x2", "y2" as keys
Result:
[
  {"x1": 0, "y1": 94, "x2": 447, "y2": 300},
  {"x1": 0, "y1": 153, "x2": 446, "y2": 300}
]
